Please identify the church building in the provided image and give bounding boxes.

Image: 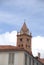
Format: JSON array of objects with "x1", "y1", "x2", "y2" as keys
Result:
[{"x1": 0, "y1": 22, "x2": 44, "y2": 65}]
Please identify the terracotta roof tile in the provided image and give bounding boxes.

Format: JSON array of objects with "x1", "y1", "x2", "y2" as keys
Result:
[
  {"x1": 38, "y1": 58, "x2": 44, "y2": 64},
  {"x1": 0, "y1": 45, "x2": 21, "y2": 51},
  {"x1": 0, "y1": 45, "x2": 27, "y2": 51},
  {"x1": 0, "y1": 45, "x2": 32, "y2": 55}
]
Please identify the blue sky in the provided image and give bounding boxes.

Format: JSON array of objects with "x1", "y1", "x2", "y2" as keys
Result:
[
  {"x1": 0, "y1": 0, "x2": 44, "y2": 57},
  {"x1": 0, "y1": 0, "x2": 44, "y2": 36}
]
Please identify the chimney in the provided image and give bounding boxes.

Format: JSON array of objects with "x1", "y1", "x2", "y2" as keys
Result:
[{"x1": 38, "y1": 52, "x2": 40, "y2": 58}]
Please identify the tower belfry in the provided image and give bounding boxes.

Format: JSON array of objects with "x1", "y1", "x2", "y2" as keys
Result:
[{"x1": 17, "y1": 22, "x2": 32, "y2": 54}]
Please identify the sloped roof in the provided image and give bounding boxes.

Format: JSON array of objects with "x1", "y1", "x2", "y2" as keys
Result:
[
  {"x1": 20, "y1": 22, "x2": 29, "y2": 33},
  {"x1": 38, "y1": 58, "x2": 44, "y2": 64},
  {"x1": 0, "y1": 45, "x2": 32, "y2": 54},
  {"x1": 0, "y1": 45, "x2": 23, "y2": 51}
]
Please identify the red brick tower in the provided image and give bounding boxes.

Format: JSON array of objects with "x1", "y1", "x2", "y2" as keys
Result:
[{"x1": 17, "y1": 22, "x2": 32, "y2": 54}]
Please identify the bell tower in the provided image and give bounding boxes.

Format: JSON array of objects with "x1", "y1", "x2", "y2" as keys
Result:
[{"x1": 17, "y1": 22, "x2": 32, "y2": 54}]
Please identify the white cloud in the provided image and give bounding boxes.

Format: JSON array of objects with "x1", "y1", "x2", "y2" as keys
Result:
[
  {"x1": 0, "y1": 31, "x2": 17, "y2": 46},
  {"x1": 32, "y1": 36, "x2": 44, "y2": 58}
]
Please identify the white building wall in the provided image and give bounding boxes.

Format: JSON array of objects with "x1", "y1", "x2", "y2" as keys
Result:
[
  {"x1": 0, "y1": 52, "x2": 9, "y2": 65},
  {"x1": 0, "y1": 51, "x2": 43, "y2": 65},
  {"x1": 0, "y1": 51, "x2": 25, "y2": 65},
  {"x1": 14, "y1": 51, "x2": 25, "y2": 65}
]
